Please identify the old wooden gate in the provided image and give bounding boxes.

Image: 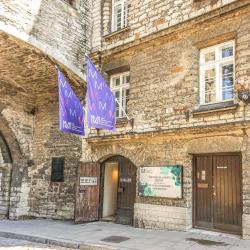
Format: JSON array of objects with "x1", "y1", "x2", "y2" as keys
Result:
[
  {"x1": 75, "y1": 162, "x2": 100, "y2": 223},
  {"x1": 116, "y1": 157, "x2": 137, "y2": 225},
  {"x1": 194, "y1": 154, "x2": 242, "y2": 234}
]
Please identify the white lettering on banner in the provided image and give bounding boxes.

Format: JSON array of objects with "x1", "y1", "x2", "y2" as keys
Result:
[
  {"x1": 99, "y1": 102, "x2": 107, "y2": 111},
  {"x1": 70, "y1": 108, "x2": 77, "y2": 117},
  {"x1": 94, "y1": 80, "x2": 104, "y2": 90},
  {"x1": 91, "y1": 115, "x2": 101, "y2": 125},
  {"x1": 63, "y1": 120, "x2": 71, "y2": 129},
  {"x1": 89, "y1": 69, "x2": 97, "y2": 79},
  {"x1": 80, "y1": 177, "x2": 97, "y2": 186},
  {"x1": 90, "y1": 116, "x2": 113, "y2": 127},
  {"x1": 61, "y1": 79, "x2": 67, "y2": 88}
]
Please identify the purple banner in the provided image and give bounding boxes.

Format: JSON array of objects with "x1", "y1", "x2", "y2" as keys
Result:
[
  {"x1": 86, "y1": 59, "x2": 116, "y2": 130},
  {"x1": 57, "y1": 69, "x2": 84, "y2": 135}
]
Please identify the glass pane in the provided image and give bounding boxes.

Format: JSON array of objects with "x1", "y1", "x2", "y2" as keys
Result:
[
  {"x1": 116, "y1": 103, "x2": 119, "y2": 118},
  {"x1": 114, "y1": 91, "x2": 120, "y2": 117},
  {"x1": 204, "y1": 68, "x2": 216, "y2": 103},
  {"x1": 114, "y1": 5, "x2": 122, "y2": 30},
  {"x1": 125, "y1": 75, "x2": 130, "y2": 84},
  {"x1": 115, "y1": 90, "x2": 120, "y2": 99},
  {"x1": 222, "y1": 46, "x2": 233, "y2": 58},
  {"x1": 222, "y1": 64, "x2": 234, "y2": 100},
  {"x1": 113, "y1": 77, "x2": 120, "y2": 87},
  {"x1": 205, "y1": 52, "x2": 215, "y2": 63}
]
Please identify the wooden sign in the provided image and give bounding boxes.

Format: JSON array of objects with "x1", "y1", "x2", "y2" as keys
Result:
[
  {"x1": 80, "y1": 177, "x2": 97, "y2": 186},
  {"x1": 197, "y1": 183, "x2": 209, "y2": 189}
]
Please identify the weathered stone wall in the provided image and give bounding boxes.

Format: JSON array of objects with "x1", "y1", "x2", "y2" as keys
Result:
[
  {"x1": 91, "y1": 0, "x2": 242, "y2": 51},
  {"x1": 28, "y1": 103, "x2": 82, "y2": 220},
  {"x1": 0, "y1": 0, "x2": 91, "y2": 78},
  {"x1": 85, "y1": 2, "x2": 250, "y2": 238},
  {"x1": 85, "y1": 124, "x2": 249, "y2": 236},
  {"x1": 88, "y1": 3, "x2": 250, "y2": 138},
  {"x1": 0, "y1": 0, "x2": 88, "y2": 220}
]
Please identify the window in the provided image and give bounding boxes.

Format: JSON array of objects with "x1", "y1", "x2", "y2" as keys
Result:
[
  {"x1": 110, "y1": 72, "x2": 130, "y2": 118},
  {"x1": 199, "y1": 41, "x2": 235, "y2": 105},
  {"x1": 112, "y1": 0, "x2": 128, "y2": 32},
  {"x1": 51, "y1": 157, "x2": 65, "y2": 182}
]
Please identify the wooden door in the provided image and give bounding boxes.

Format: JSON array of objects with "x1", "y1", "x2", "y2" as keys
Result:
[
  {"x1": 116, "y1": 157, "x2": 137, "y2": 225},
  {"x1": 194, "y1": 155, "x2": 213, "y2": 229},
  {"x1": 213, "y1": 155, "x2": 242, "y2": 233},
  {"x1": 75, "y1": 162, "x2": 100, "y2": 223},
  {"x1": 194, "y1": 154, "x2": 242, "y2": 234}
]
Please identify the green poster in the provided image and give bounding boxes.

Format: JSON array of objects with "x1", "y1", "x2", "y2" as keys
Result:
[{"x1": 138, "y1": 166, "x2": 182, "y2": 198}]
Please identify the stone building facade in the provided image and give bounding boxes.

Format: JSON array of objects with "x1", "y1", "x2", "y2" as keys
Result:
[
  {"x1": 1, "y1": 0, "x2": 250, "y2": 240},
  {"x1": 82, "y1": 0, "x2": 250, "y2": 239},
  {"x1": 0, "y1": 0, "x2": 90, "y2": 220}
]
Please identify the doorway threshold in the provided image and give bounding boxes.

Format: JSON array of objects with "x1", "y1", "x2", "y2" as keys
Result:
[
  {"x1": 189, "y1": 228, "x2": 241, "y2": 239},
  {"x1": 101, "y1": 216, "x2": 116, "y2": 223}
]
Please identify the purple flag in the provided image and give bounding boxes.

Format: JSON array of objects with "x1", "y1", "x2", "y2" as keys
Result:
[
  {"x1": 57, "y1": 69, "x2": 84, "y2": 135},
  {"x1": 86, "y1": 59, "x2": 116, "y2": 130}
]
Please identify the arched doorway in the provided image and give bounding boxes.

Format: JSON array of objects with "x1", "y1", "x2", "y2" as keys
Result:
[
  {"x1": 74, "y1": 156, "x2": 137, "y2": 225},
  {"x1": 0, "y1": 132, "x2": 12, "y2": 219},
  {"x1": 100, "y1": 156, "x2": 137, "y2": 225}
]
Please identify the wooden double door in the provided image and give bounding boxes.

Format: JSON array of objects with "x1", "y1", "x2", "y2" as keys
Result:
[
  {"x1": 75, "y1": 157, "x2": 136, "y2": 225},
  {"x1": 194, "y1": 154, "x2": 242, "y2": 234}
]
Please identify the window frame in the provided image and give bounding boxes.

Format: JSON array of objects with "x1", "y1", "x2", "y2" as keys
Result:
[
  {"x1": 111, "y1": 0, "x2": 128, "y2": 32},
  {"x1": 51, "y1": 157, "x2": 65, "y2": 183},
  {"x1": 110, "y1": 72, "x2": 130, "y2": 119},
  {"x1": 199, "y1": 40, "x2": 235, "y2": 105}
]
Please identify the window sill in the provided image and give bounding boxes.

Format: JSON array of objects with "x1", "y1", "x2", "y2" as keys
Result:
[
  {"x1": 192, "y1": 101, "x2": 238, "y2": 116},
  {"x1": 115, "y1": 117, "x2": 134, "y2": 128},
  {"x1": 103, "y1": 27, "x2": 130, "y2": 40}
]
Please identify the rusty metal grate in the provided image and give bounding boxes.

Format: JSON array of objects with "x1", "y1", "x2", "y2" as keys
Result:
[{"x1": 101, "y1": 236, "x2": 130, "y2": 243}]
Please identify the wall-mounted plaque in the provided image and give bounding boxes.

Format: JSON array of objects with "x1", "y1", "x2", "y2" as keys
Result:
[
  {"x1": 138, "y1": 166, "x2": 182, "y2": 198},
  {"x1": 80, "y1": 177, "x2": 97, "y2": 186}
]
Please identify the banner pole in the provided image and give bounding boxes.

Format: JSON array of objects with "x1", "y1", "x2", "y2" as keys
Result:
[{"x1": 115, "y1": 98, "x2": 130, "y2": 120}]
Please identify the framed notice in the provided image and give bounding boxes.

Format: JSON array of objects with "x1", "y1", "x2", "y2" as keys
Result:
[
  {"x1": 138, "y1": 165, "x2": 183, "y2": 198},
  {"x1": 80, "y1": 177, "x2": 97, "y2": 186}
]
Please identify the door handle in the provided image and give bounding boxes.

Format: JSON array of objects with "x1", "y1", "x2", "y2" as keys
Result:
[{"x1": 212, "y1": 185, "x2": 216, "y2": 198}]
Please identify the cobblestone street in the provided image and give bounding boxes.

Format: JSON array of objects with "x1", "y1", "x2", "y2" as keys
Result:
[{"x1": 0, "y1": 237, "x2": 73, "y2": 250}]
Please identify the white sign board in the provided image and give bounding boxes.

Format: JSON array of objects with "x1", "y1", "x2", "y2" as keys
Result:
[
  {"x1": 80, "y1": 177, "x2": 97, "y2": 186},
  {"x1": 139, "y1": 166, "x2": 182, "y2": 198}
]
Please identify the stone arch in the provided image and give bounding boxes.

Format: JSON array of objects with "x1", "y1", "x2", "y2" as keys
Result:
[
  {"x1": 99, "y1": 154, "x2": 138, "y2": 168},
  {"x1": 0, "y1": 116, "x2": 25, "y2": 165},
  {"x1": 0, "y1": 132, "x2": 12, "y2": 164}
]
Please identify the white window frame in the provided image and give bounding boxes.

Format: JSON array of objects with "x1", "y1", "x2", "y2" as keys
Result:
[
  {"x1": 199, "y1": 40, "x2": 235, "y2": 105},
  {"x1": 110, "y1": 72, "x2": 130, "y2": 118},
  {"x1": 111, "y1": 0, "x2": 128, "y2": 32}
]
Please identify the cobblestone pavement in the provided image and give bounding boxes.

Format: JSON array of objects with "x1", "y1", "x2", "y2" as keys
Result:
[{"x1": 0, "y1": 237, "x2": 74, "y2": 250}]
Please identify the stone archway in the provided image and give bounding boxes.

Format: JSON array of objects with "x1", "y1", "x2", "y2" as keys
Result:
[
  {"x1": 0, "y1": 132, "x2": 12, "y2": 219},
  {"x1": 0, "y1": 116, "x2": 28, "y2": 220}
]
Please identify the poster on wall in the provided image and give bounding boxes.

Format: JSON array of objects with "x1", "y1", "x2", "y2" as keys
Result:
[{"x1": 138, "y1": 166, "x2": 182, "y2": 198}]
